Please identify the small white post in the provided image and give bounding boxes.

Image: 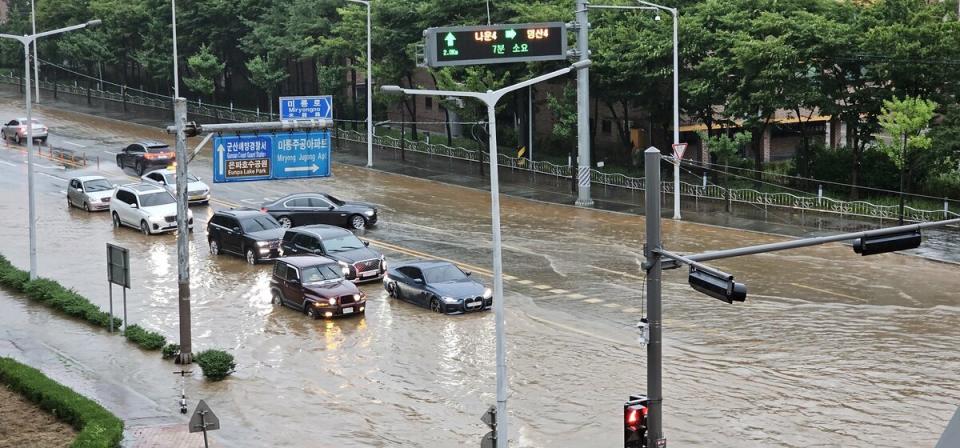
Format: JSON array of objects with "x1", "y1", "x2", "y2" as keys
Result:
[{"x1": 702, "y1": 173, "x2": 707, "y2": 188}]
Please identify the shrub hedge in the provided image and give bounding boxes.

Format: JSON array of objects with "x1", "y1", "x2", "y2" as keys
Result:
[
  {"x1": 161, "y1": 343, "x2": 180, "y2": 360},
  {"x1": 194, "y1": 350, "x2": 236, "y2": 381},
  {"x1": 0, "y1": 357, "x2": 124, "y2": 448},
  {"x1": 123, "y1": 325, "x2": 166, "y2": 351}
]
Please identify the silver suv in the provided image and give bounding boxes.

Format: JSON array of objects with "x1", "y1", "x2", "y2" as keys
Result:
[{"x1": 110, "y1": 183, "x2": 193, "y2": 235}]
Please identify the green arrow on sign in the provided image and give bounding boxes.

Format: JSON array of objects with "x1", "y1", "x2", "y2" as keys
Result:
[
  {"x1": 444, "y1": 32, "x2": 456, "y2": 47},
  {"x1": 505, "y1": 29, "x2": 517, "y2": 40}
]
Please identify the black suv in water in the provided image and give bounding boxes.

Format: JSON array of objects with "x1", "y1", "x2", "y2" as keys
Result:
[
  {"x1": 207, "y1": 209, "x2": 284, "y2": 264},
  {"x1": 281, "y1": 225, "x2": 386, "y2": 282},
  {"x1": 116, "y1": 141, "x2": 176, "y2": 176}
]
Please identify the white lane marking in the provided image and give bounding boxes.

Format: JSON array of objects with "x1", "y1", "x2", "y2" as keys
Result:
[
  {"x1": 63, "y1": 141, "x2": 85, "y2": 148},
  {"x1": 583, "y1": 298, "x2": 604, "y2": 304},
  {"x1": 240, "y1": 199, "x2": 260, "y2": 204},
  {"x1": 104, "y1": 150, "x2": 118, "y2": 155},
  {"x1": 34, "y1": 163, "x2": 63, "y2": 170},
  {"x1": 516, "y1": 279, "x2": 533, "y2": 285},
  {"x1": 533, "y1": 284, "x2": 551, "y2": 290},
  {"x1": 622, "y1": 307, "x2": 642, "y2": 313},
  {"x1": 569, "y1": 293, "x2": 587, "y2": 300},
  {"x1": 38, "y1": 172, "x2": 65, "y2": 181},
  {"x1": 549, "y1": 288, "x2": 568, "y2": 294},
  {"x1": 602, "y1": 303, "x2": 621, "y2": 308},
  {"x1": 0, "y1": 160, "x2": 16, "y2": 167}
]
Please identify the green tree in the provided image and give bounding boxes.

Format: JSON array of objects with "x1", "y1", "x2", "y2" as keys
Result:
[
  {"x1": 245, "y1": 55, "x2": 288, "y2": 116},
  {"x1": 183, "y1": 44, "x2": 224, "y2": 100},
  {"x1": 876, "y1": 95, "x2": 938, "y2": 194}
]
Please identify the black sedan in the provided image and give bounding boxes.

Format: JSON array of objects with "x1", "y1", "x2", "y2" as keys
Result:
[
  {"x1": 384, "y1": 260, "x2": 492, "y2": 314},
  {"x1": 261, "y1": 192, "x2": 378, "y2": 230}
]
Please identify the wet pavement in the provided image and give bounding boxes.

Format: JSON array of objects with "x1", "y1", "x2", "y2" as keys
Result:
[{"x1": 0, "y1": 94, "x2": 957, "y2": 447}]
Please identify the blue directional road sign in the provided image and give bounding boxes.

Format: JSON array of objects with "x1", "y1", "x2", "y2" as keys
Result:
[
  {"x1": 212, "y1": 131, "x2": 331, "y2": 183},
  {"x1": 279, "y1": 96, "x2": 333, "y2": 120}
]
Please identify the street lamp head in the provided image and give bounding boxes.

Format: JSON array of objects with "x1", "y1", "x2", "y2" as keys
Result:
[
  {"x1": 85, "y1": 19, "x2": 102, "y2": 28},
  {"x1": 381, "y1": 85, "x2": 403, "y2": 94},
  {"x1": 654, "y1": 14, "x2": 661, "y2": 21}
]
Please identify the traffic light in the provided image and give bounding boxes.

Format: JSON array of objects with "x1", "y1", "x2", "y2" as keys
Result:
[
  {"x1": 624, "y1": 395, "x2": 649, "y2": 448},
  {"x1": 852, "y1": 230, "x2": 921, "y2": 256},
  {"x1": 481, "y1": 405, "x2": 496, "y2": 448},
  {"x1": 688, "y1": 267, "x2": 747, "y2": 304}
]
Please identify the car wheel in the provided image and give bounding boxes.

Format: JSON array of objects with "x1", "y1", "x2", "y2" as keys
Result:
[
  {"x1": 135, "y1": 161, "x2": 144, "y2": 176},
  {"x1": 430, "y1": 297, "x2": 444, "y2": 314},
  {"x1": 83, "y1": 201, "x2": 90, "y2": 212},
  {"x1": 1, "y1": 131, "x2": 6, "y2": 140},
  {"x1": 209, "y1": 239, "x2": 220, "y2": 255},
  {"x1": 277, "y1": 216, "x2": 292, "y2": 228},
  {"x1": 112, "y1": 212, "x2": 121, "y2": 228},
  {"x1": 349, "y1": 214, "x2": 366, "y2": 230},
  {"x1": 386, "y1": 282, "x2": 398, "y2": 298},
  {"x1": 116, "y1": 155, "x2": 122, "y2": 167},
  {"x1": 140, "y1": 220, "x2": 150, "y2": 235},
  {"x1": 14, "y1": 134, "x2": 21, "y2": 145},
  {"x1": 305, "y1": 304, "x2": 319, "y2": 319},
  {"x1": 245, "y1": 247, "x2": 257, "y2": 265},
  {"x1": 271, "y1": 291, "x2": 283, "y2": 307}
]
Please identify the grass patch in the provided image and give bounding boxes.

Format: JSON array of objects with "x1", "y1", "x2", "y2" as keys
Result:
[
  {"x1": 123, "y1": 325, "x2": 166, "y2": 351},
  {"x1": 195, "y1": 350, "x2": 236, "y2": 381},
  {"x1": 161, "y1": 343, "x2": 180, "y2": 360},
  {"x1": 0, "y1": 357, "x2": 124, "y2": 448}
]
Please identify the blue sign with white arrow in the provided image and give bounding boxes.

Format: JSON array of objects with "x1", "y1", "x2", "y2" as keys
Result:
[
  {"x1": 212, "y1": 131, "x2": 331, "y2": 183},
  {"x1": 279, "y1": 95, "x2": 333, "y2": 120}
]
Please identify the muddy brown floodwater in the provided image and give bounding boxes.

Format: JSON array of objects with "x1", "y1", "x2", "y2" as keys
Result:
[{"x1": 0, "y1": 97, "x2": 957, "y2": 447}]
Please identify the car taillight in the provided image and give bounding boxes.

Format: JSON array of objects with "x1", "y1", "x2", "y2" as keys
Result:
[{"x1": 260, "y1": 208, "x2": 268, "y2": 213}]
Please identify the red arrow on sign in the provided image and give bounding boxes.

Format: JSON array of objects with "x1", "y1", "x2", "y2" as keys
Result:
[{"x1": 671, "y1": 143, "x2": 688, "y2": 161}]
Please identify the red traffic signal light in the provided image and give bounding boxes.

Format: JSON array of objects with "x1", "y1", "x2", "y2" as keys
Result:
[{"x1": 624, "y1": 395, "x2": 649, "y2": 448}]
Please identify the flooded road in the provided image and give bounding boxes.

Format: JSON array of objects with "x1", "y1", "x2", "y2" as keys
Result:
[{"x1": 0, "y1": 96, "x2": 957, "y2": 447}]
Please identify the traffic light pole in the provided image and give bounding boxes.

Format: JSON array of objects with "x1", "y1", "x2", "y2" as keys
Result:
[
  {"x1": 641, "y1": 147, "x2": 960, "y2": 448},
  {"x1": 575, "y1": 0, "x2": 594, "y2": 207}
]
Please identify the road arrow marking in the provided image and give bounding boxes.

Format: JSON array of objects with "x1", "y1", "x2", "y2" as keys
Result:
[
  {"x1": 284, "y1": 164, "x2": 319, "y2": 173},
  {"x1": 216, "y1": 144, "x2": 225, "y2": 176},
  {"x1": 505, "y1": 29, "x2": 517, "y2": 39},
  {"x1": 444, "y1": 32, "x2": 456, "y2": 47}
]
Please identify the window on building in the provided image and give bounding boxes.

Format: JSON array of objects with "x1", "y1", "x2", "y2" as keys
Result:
[
  {"x1": 602, "y1": 119, "x2": 612, "y2": 134},
  {"x1": 425, "y1": 97, "x2": 433, "y2": 110}
]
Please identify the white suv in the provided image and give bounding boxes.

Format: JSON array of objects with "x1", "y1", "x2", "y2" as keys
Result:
[{"x1": 110, "y1": 183, "x2": 193, "y2": 235}]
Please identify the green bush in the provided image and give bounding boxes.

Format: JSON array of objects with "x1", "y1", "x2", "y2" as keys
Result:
[
  {"x1": 124, "y1": 325, "x2": 166, "y2": 351},
  {"x1": 0, "y1": 254, "x2": 122, "y2": 331},
  {"x1": 194, "y1": 349, "x2": 236, "y2": 381},
  {"x1": 162, "y1": 343, "x2": 180, "y2": 360},
  {"x1": 0, "y1": 357, "x2": 124, "y2": 448}
]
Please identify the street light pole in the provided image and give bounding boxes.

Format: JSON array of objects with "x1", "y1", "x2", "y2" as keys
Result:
[
  {"x1": 637, "y1": 0, "x2": 681, "y2": 220},
  {"x1": 0, "y1": 20, "x2": 100, "y2": 280},
  {"x1": 381, "y1": 60, "x2": 590, "y2": 448},
  {"x1": 347, "y1": 0, "x2": 373, "y2": 168},
  {"x1": 574, "y1": 0, "x2": 594, "y2": 207},
  {"x1": 31, "y1": 0, "x2": 39, "y2": 103},
  {"x1": 643, "y1": 147, "x2": 665, "y2": 447}
]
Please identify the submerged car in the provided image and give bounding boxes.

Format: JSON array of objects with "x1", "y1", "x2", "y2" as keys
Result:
[
  {"x1": 207, "y1": 209, "x2": 284, "y2": 264},
  {"x1": 261, "y1": 192, "x2": 378, "y2": 230},
  {"x1": 1, "y1": 118, "x2": 47, "y2": 144},
  {"x1": 384, "y1": 260, "x2": 492, "y2": 314},
  {"x1": 141, "y1": 169, "x2": 210, "y2": 204},
  {"x1": 67, "y1": 176, "x2": 115, "y2": 212},
  {"x1": 281, "y1": 225, "x2": 386, "y2": 283},
  {"x1": 271, "y1": 256, "x2": 367, "y2": 319},
  {"x1": 110, "y1": 183, "x2": 193, "y2": 235}
]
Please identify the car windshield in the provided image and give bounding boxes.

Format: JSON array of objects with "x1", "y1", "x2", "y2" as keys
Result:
[
  {"x1": 423, "y1": 265, "x2": 467, "y2": 283},
  {"x1": 324, "y1": 194, "x2": 345, "y2": 206},
  {"x1": 240, "y1": 215, "x2": 280, "y2": 232},
  {"x1": 83, "y1": 179, "x2": 113, "y2": 192},
  {"x1": 301, "y1": 264, "x2": 343, "y2": 283},
  {"x1": 139, "y1": 191, "x2": 175, "y2": 207},
  {"x1": 323, "y1": 235, "x2": 365, "y2": 253},
  {"x1": 162, "y1": 173, "x2": 200, "y2": 184},
  {"x1": 146, "y1": 146, "x2": 171, "y2": 152}
]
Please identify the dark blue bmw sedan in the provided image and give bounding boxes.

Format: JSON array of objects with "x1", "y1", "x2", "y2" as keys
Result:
[{"x1": 384, "y1": 260, "x2": 492, "y2": 314}]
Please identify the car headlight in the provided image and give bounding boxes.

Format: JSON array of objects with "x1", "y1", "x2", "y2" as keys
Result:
[
  {"x1": 364, "y1": 210, "x2": 375, "y2": 216},
  {"x1": 483, "y1": 288, "x2": 493, "y2": 299},
  {"x1": 256, "y1": 241, "x2": 269, "y2": 247},
  {"x1": 327, "y1": 297, "x2": 337, "y2": 306},
  {"x1": 442, "y1": 296, "x2": 460, "y2": 305},
  {"x1": 338, "y1": 261, "x2": 350, "y2": 276},
  {"x1": 353, "y1": 294, "x2": 362, "y2": 301}
]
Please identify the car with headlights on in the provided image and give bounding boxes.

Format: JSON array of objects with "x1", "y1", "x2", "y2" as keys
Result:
[
  {"x1": 67, "y1": 176, "x2": 115, "y2": 212},
  {"x1": 260, "y1": 192, "x2": 378, "y2": 230},
  {"x1": 280, "y1": 225, "x2": 385, "y2": 282},
  {"x1": 1, "y1": 118, "x2": 47, "y2": 144},
  {"x1": 207, "y1": 209, "x2": 284, "y2": 264},
  {"x1": 271, "y1": 256, "x2": 367, "y2": 319},
  {"x1": 110, "y1": 183, "x2": 193, "y2": 235},
  {"x1": 384, "y1": 260, "x2": 491, "y2": 314},
  {"x1": 141, "y1": 168, "x2": 210, "y2": 204}
]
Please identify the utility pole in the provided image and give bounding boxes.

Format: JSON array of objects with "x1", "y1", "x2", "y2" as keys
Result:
[
  {"x1": 643, "y1": 147, "x2": 665, "y2": 447},
  {"x1": 174, "y1": 98, "x2": 192, "y2": 364},
  {"x1": 31, "y1": 0, "x2": 39, "y2": 103},
  {"x1": 575, "y1": 0, "x2": 594, "y2": 207}
]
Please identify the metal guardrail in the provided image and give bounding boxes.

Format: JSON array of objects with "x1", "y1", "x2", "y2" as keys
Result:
[{"x1": 5, "y1": 73, "x2": 956, "y2": 224}]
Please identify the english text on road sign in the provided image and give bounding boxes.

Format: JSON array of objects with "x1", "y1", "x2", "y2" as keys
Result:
[
  {"x1": 188, "y1": 400, "x2": 221, "y2": 433},
  {"x1": 424, "y1": 23, "x2": 567, "y2": 67},
  {"x1": 672, "y1": 143, "x2": 688, "y2": 161},
  {"x1": 212, "y1": 132, "x2": 332, "y2": 183},
  {"x1": 279, "y1": 96, "x2": 333, "y2": 121}
]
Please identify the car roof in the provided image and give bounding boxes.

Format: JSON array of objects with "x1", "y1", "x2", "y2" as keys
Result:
[
  {"x1": 277, "y1": 255, "x2": 338, "y2": 268},
  {"x1": 287, "y1": 225, "x2": 351, "y2": 239},
  {"x1": 73, "y1": 175, "x2": 108, "y2": 182},
  {"x1": 120, "y1": 183, "x2": 167, "y2": 194},
  {"x1": 271, "y1": 192, "x2": 331, "y2": 202},
  {"x1": 396, "y1": 260, "x2": 455, "y2": 270},
  {"x1": 213, "y1": 208, "x2": 268, "y2": 218},
  {"x1": 144, "y1": 168, "x2": 175, "y2": 176}
]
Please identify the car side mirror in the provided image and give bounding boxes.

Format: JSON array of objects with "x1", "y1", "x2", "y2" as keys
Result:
[
  {"x1": 363, "y1": 241, "x2": 369, "y2": 247},
  {"x1": 290, "y1": 277, "x2": 300, "y2": 284},
  {"x1": 75, "y1": 187, "x2": 83, "y2": 192},
  {"x1": 130, "y1": 203, "x2": 139, "y2": 209},
  {"x1": 232, "y1": 227, "x2": 241, "y2": 233},
  {"x1": 313, "y1": 249, "x2": 323, "y2": 255},
  {"x1": 414, "y1": 278, "x2": 424, "y2": 284},
  {"x1": 464, "y1": 271, "x2": 472, "y2": 276},
  {"x1": 328, "y1": 206, "x2": 335, "y2": 211}
]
